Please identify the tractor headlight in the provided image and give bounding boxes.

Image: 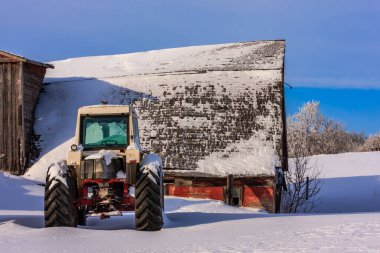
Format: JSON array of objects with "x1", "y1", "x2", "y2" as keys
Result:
[{"x1": 71, "y1": 144, "x2": 78, "y2": 151}]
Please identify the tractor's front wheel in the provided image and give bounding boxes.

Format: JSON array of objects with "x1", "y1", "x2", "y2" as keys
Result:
[
  {"x1": 135, "y1": 155, "x2": 164, "y2": 231},
  {"x1": 44, "y1": 162, "x2": 77, "y2": 227}
]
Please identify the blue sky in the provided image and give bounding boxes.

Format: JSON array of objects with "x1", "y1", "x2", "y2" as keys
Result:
[
  {"x1": 1, "y1": 0, "x2": 379, "y2": 134},
  {"x1": 286, "y1": 87, "x2": 380, "y2": 134}
]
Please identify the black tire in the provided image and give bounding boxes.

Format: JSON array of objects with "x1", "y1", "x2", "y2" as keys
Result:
[
  {"x1": 44, "y1": 163, "x2": 77, "y2": 227},
  {"x1": 135, "y1": 167, "x2": 163, "y2": 231}
]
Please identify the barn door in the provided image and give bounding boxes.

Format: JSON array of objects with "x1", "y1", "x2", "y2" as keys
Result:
[{"x1": 0, "y1": 62, "x2": 24, "y2": 174}]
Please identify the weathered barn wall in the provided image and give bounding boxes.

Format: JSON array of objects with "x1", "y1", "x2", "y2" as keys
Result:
[
  {"x1": 0, "y1": 52, "x2": 51, "y2": 174},
  {"x1": 22, "y1": 63, "x2": 47, "y2": 163},
  {"x1": 0, "y1": 61, "x2": 23, "y2": 174}
]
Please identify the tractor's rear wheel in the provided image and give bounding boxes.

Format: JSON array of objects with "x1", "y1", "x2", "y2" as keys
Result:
[
  {"x1": 44, "y1": 162, "x2": 78, "y2": 227},
  {"x1": 135, "y1": 166, "x2": 163, "y2": 231}
]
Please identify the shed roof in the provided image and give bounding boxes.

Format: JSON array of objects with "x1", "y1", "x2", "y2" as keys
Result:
[{"x1": 0, "y1": 50, "x2": 54, "y2": 69}]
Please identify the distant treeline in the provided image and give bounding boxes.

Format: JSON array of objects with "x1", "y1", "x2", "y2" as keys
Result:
[{"x1": 287, "y1": 101, "x2": 380, "y2": 157}]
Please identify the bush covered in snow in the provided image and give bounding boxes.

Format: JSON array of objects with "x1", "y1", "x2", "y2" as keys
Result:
[{"x1": 287, "y1": 101, "x2": 366, "y2": 157}]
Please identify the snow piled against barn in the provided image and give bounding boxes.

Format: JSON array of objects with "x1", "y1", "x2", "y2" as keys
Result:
[
  {"x1": 2, "y1": 151, "x2": 380, "y2": 252},
  {"x1": 25, "y1": 41, "x2": 285, "y2": 182}
]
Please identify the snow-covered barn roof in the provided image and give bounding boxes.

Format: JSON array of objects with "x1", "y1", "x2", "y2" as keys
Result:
[
  {"x1": 132, "y1": 40, "x2": 287, "y2": 177},
  {"x1": 30, "y1": 40, "x2": 287, "y2": 180}
]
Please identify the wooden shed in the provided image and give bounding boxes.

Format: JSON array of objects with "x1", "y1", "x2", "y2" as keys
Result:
[{"x1": 0, "y1": 50, "x2": 53, "y2": 174}]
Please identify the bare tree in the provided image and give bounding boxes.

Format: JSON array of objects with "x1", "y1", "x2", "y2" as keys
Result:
[
  {"x1": 282, "y1": 142, "x2": 322, "y2": 213},
  {"x1": 287, "y1": 101, "x2": 365, "y2": 157},
  {"x1": 283, "y1": 101, "x2": 369, "y2": 212},
  {"x1": 358, "y1": 132, "x2": 380, "y2": 152}
]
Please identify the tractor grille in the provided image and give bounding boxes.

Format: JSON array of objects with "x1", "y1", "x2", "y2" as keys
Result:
[{"x1": 81, "y1": 158, "x2": 125, "y2": 179}]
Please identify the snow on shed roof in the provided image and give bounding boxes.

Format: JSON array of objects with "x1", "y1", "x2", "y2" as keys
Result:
[
  {"x1": 45, "y1": 40, "x2": 284, "y2": 80},
  {"x1": 30, "y1": 40, "x2": 286, "y2": 180},
  {"x1": 127, "y1": 40, "x2": 286, "y2": 177}
]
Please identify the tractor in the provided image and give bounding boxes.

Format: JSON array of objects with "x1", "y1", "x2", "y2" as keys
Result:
[{"x1": 44, "y1": 103, "x2": 164, "y2": 231}]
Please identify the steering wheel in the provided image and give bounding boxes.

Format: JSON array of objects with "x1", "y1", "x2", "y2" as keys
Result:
[{"x1": 101, "y1": 140, "x2": 118, "y2": 145}]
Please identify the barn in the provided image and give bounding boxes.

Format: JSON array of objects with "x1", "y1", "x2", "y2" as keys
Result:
[
  {"x1": 0, "y1": 50, "x2": 53, "y2": 174},
  {"x1": 132, "y1": 40, "x2": 288, "y2": 212}
]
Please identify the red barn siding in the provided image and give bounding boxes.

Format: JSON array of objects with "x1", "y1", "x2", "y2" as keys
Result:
[
  {"x1": 167, "y1": 185, "x2": 225, "y2": 201},
  {"x1": 164, "y1": 176, "x2": 276, "y2": 212},
  {"x1": 242, "y1": 186, "x2": 274, "y2": 211}
]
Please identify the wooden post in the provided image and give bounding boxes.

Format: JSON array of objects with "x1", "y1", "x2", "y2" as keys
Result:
[
  {"x1": 226, "y1": 174, "x2": 234, "y2": 205},
  {"x1": 306, "y1": 176, "x2": 309, "y2": 200}
]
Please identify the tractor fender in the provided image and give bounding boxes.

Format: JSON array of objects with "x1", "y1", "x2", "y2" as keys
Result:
[
  {"x1": 139, "y1": 153, "x2": 163, "y2": 184},
  {"x1": 46, "y1": 161, "x2": 70, "y2": 189}
]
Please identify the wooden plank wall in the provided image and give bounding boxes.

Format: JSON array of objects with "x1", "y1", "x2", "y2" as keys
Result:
[
  {"x1": 23, "y1": 63, "x2": 46, "y2": 166},
  {"x1": 0, "y1": 62, "x2": 23, "y2": 174}
]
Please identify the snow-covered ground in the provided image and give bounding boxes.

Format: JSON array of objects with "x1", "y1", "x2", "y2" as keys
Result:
[
  {"x1": 311, "y1": 152, "x2": 380, "y2": 213},
  {"x1": 2, "y1": 151, "x2": 380, "y2": 252}
]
